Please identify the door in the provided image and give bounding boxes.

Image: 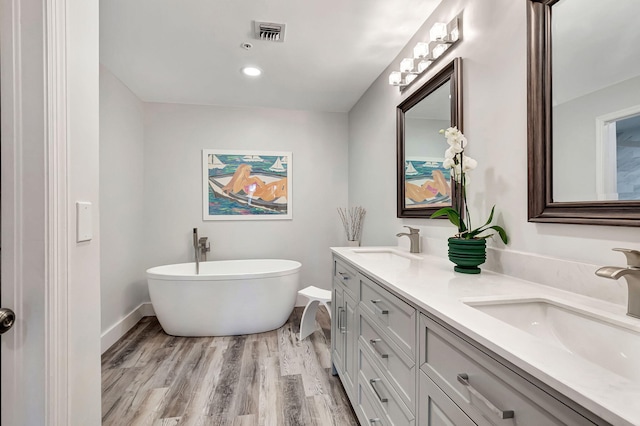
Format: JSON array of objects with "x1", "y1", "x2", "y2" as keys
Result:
[
  {"x1": 1, "y1": 1, "x2": 101, "y2": 424},
  {"x1": 2, "y1": 1, "x2": 56, "y2": 423}
]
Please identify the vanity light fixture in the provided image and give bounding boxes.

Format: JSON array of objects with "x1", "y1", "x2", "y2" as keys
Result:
[{"x1": 389, "y1": 15, "x2": 462, "y2": 90}]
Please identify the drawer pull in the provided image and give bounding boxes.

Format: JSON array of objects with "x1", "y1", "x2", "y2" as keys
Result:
[
  {"x1": 369, "y1": 378, "x2": 388, "y2": 403},
  {"x1": 338, "y1": 271, "x2": 351, "y2": 280},
  {"x1": 339, "y1": 308, "x2": 347, "y2": 334},
  {"x1": 369, "y1": 339, "x2": 389, "y2": 359},
  {"x1": 457, "y1": 373, "x2": 515, "y2": 419},
  {"x1": 370, "y1": 299, "x2": 389, "y2": 315},
  {"x1": 369, "y1": 419, "x2": 381, "y2": 424}
]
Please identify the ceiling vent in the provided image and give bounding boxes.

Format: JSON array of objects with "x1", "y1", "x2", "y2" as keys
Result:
[{"x1": 254, "y1": 21, "x2": 286, "y2": 42}]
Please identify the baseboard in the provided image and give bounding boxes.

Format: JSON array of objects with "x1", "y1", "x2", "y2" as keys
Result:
[{"x1": 101, "y1": 302, "x2": 156, "y2": 354}]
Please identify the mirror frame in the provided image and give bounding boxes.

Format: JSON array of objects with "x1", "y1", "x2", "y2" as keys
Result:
[
  {"x1": 397, "y1": 57, "x2": 463, "y2": 218},
  {"x1": 527, "y1": 0, "x2": 640, "y2": 226}
]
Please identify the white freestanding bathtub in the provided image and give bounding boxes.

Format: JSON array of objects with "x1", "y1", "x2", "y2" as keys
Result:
[{"x1": 146, "y1": 259, "x2": 301, "y2": 336}]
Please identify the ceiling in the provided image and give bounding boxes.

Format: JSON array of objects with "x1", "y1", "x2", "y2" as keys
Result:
[{"x1": 100, "y1": 0, "x2": 442, "y2": 113}]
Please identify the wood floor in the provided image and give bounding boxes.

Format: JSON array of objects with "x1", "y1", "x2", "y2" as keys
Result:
[{"x1": 101, "y1": 307, "x2": 359, "y2": 426}]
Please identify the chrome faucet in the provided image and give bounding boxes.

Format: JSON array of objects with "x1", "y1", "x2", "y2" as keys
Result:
[
  {"x1": 192, "y1": 228, "x2": 211, "y2": 274},
  {"x1": 193, "y1": 228, "x2": 200, "y2": 274},
  {"x1": 199, "y1": 236, "x2": 211, "y2": 261},
  {"x1": 595, "y1": 248, "x2": 640, "y2": 319},
  {"x1": 396, "y1": 226, "x2": 420, "y2": 253}
]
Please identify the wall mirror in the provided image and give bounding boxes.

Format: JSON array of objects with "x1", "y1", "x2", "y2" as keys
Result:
[
  {"x1": 397, "y1": 57, "x2": 462, "y2": 218},
  {"x1": 528, "y1": 0, "x2": 640, "y2": 226}
]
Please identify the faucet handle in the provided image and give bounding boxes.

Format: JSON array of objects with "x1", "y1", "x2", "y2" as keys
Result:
[
  {"x1": 612, "y1": 248, "x2": 640, "y2": 268},
  {"x1": 404, "y1": 226, "x2": 419, "y2": 234}
]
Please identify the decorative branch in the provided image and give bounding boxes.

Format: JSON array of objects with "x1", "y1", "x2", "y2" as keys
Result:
[{"x1": 337, "y1": 206, "x2": 366, "y2": 241}]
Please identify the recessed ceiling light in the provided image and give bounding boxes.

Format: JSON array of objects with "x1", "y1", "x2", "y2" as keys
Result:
[{"x1": 241, "y1": 66, "x2": 262, "y2": 77}]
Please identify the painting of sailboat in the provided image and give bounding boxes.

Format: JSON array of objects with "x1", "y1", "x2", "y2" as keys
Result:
[
  {"x1": 404, "y1": 156, "x2": 451, "y2": 208},
  {"x1": 242, "y1": 155, "x2": 264, "y2": 162},
  {"x1": 405, "y1": 161, "x2": 419, "y2": 176},
  {"x1": 202, "y1": 150, "x2": 292, "y2": 220},
  {"x1": 268, "y1": 157, "x2": 286, "y2": 172},
  {"x1": 208, "y1": 154, "x2": 226, "y2": 169}
]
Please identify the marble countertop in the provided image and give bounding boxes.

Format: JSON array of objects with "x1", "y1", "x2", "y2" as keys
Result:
[{"x1": 331, "y1": 246, "x2": 640, "y2": 426}]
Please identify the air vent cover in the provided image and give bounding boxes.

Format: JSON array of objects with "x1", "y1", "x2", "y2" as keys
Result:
[{"x1": 254, "y1": 21, "x2": 286, "y2": 42}]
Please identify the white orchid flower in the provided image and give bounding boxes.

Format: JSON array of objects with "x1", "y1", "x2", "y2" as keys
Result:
[
  {"x1": 450, "y1": 143, "x2": 463, "y2": 154},
  {"x1": 442, "y1": 158, "x2": 455, "y2": 169},
  {"x1": 462, "y1": 155, "x2": 477, "y2": 171},
  {"x1": 444, "y1": 147, "x2": 456, "y2": 159}
]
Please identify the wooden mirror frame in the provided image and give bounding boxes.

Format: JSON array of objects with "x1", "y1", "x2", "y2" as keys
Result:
[
  {"x1": 397, "y1": 57, "x2": 463, "y2": 218},
  {"x1": 527, "y1": 0, "x2": 640, "y2": 226}
]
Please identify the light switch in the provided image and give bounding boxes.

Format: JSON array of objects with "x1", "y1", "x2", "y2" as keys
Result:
[{"x1": 76, "y1": 201, "x2": 92, "y2": 242}]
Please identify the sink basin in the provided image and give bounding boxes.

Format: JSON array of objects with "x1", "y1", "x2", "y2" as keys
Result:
[
  {"x1": 463, "y1": 297, "x2": 640, "y2": 382},
  {"x1": 350, "y1": 248, "x2": 422, "y2": 262}
]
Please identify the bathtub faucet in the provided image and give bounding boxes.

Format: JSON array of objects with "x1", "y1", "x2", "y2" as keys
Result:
[
  {"x1": 199, "y1": 236, "x2": 211, "y2": 262},
  {"x1": 193, "y1": 228, "x2": 200, "y2": 274},
  {"x1": 193, "y1": 228, "x2": 211, "y2": 275}
]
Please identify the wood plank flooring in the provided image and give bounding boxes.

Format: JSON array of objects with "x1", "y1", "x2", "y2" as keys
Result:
[{"x1": 102, "y1": 307, "x2": 359, "y2": 426}]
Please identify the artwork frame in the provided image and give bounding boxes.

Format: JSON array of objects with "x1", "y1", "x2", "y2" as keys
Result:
[{"x1": 202, "y1": 149, "x2": 292, "y2": 220}]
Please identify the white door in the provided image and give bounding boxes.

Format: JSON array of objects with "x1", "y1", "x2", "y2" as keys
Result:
[{"x1": 1, "y1": 1, "x2": 102, "y2": 425}]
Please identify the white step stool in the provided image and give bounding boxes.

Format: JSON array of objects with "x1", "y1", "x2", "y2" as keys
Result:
[{"x1": 298, "y1": 286, "x2": 332, "y2": 340}]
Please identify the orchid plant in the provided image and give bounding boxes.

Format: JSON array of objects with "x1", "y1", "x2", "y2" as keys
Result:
[{"x1": 431, "y1": 127, "x2": 508, "y2": 244}]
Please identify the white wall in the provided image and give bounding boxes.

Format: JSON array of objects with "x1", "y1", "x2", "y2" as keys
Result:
[
  {"x1": 67, "y1": 0, "x2": 102, "y2": 422},
  {"x1": 349, "y1": 0, "x2": 640, "y2": 306},
  {"x1": 143, "y1": 103, "x2": 349, "y2": 298},
  {"x1": 99, "y1": 65, "x2": 147, "y2": 340}
]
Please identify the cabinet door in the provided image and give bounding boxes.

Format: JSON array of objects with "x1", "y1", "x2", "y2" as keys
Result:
[
  {"x1": 342, "y1": 290, "x2": 358, "y2": 393},
  {"x1": 419, "y1": 372, "x2": 476, "y2": 426},
  {"x1": 333, "y1": 285, "x2": 345, "y2": 374}
]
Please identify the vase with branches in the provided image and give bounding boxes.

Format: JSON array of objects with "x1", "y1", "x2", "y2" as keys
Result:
[{"x1": 337, "y1": 206, "x2": 366, "y2": 246}]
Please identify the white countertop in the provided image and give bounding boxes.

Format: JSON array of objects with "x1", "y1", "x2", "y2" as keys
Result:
[{"x1": 331, "y1": 246, "x2": 640, "y2": 426}]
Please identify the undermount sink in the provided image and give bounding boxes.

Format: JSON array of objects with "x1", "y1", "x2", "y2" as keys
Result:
[
  {"x1": 349, "y1": 248, "x2": 422, "y2": 262},
  {"x1": 463, "y1": 296, "x2": 640, "y2": 382}
]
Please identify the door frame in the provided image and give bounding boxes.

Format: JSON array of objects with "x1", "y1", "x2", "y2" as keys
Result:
[{"x1": 2, "y1": 0, "x2": 69, "y2": 424}]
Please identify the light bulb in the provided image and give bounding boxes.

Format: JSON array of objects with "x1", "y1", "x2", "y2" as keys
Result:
[
  {"x1": 388, "y1": 71, "x2": 402, "y2": 85},
  {"x1": 400, "y1": 58, "x2": 414, "y2": 73},
  {"x1": 430, "y1": 22, "x2": 447, "y2": 41},
  {"x1": 241, "y1": 66, "x2": 262, "y2": 77},
  {"x1": 413, "y1": 42, "x2": 429, "y2": 59}
]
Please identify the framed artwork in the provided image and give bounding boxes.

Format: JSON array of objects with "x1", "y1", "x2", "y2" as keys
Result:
[
  {"x1": 404, "y1": 157, "x2": 451, "y2": 209},
  {"x1": 202, "y1": 150, "x2": 292, "y2": 220}
]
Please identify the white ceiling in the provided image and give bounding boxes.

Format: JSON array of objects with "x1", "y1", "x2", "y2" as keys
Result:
[{"x1": 100, "y1": 0, "x2": 443, "y2": 113}]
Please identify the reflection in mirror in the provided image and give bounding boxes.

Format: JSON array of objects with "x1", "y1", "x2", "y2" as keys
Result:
[
  {"x1": 551, "y1": 0, "x2": 640, "y2": 203},
  {"x1": 397, "y1": 57, "x2": 462, "y2": 218},
  {"x1": 404, "y1": 82, "x2": 451, "y2": 208},
  {"x1": 527, "y1": 0, "x2": 640, "y2": 226}
]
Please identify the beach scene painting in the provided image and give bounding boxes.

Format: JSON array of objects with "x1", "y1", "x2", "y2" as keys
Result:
[
  {"x1": 404, "y1": 157, "x2": 451, "y2": 209},
  {"x1": 202, "y1": 150, "x2": 292, "y2": 220}
]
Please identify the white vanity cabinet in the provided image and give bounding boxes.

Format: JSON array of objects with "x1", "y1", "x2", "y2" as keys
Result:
[
  {"x1": 331, "y1": 258, "x2": 359, "y2": 399},
  {"x1": 331, "y1": 253, "x2": 610, "y2": 426},
  {"x1": 419, "y1": 314, "x2": 600, "y2": 426}
]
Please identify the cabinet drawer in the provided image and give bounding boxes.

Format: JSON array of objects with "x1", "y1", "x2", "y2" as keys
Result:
[
  {"x1": 358, "y1": 376, "x2": 389, "y2": 426},
  {"x1": 419, "y1": 314, "x2": 596, "y2": 426},
  {"x1": 334, "y1": 258, "x2": 359, "y2": 297},
  {"x1": 360, "y1": 312, "x2": 416, "y2": 411},
  {"x1": 418, "y1": 371, "x2": 476, "y2": 426},
  {"x1": 359, "y1": 344, "x2": 415, "y2": 425},
  {"x1": 360, "y1": 274, "x2": 416, "y2": 358}
]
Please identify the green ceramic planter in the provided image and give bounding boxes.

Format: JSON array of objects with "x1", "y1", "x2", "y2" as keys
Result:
[{"x1": 448, "y1": 237, "x2": 486, "y2": 274}]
